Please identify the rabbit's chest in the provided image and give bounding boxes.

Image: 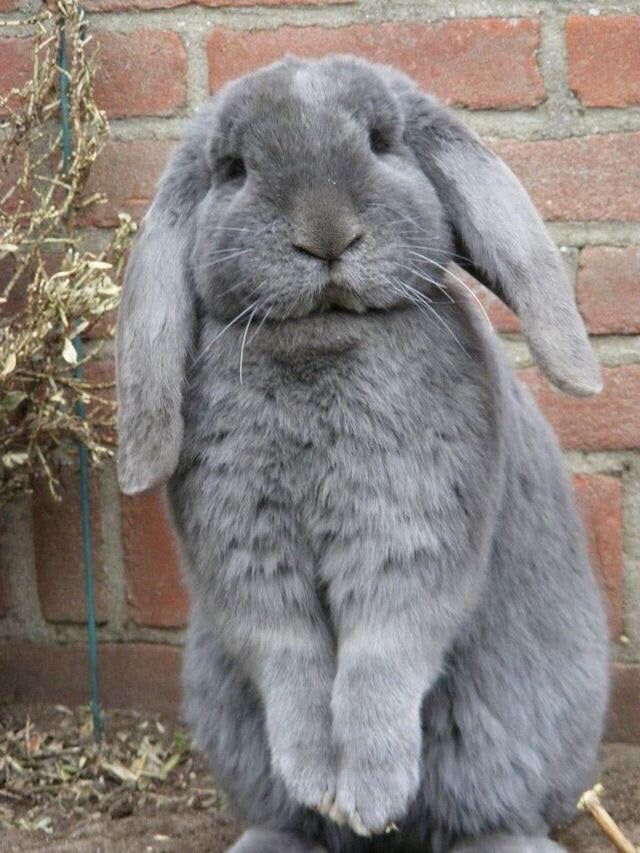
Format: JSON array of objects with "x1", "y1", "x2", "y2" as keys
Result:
[{"x1": 176, "y1": 338, "x2": 445, "y2": 574}]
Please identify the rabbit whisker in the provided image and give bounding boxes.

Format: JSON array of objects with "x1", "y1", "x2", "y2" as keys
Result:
[
  {"x1": 192, "y1": 300, "x2": 260, "y2": 370},
  {"x1": 408, "y1": 251, "x2": 492, "y2": 328},
  {"x1": 218, "y1": 278, "x2": 265, "y2": 300},
  {"x1": 386, "y1": 275, "x2": 466, "y2": 357},
  {"x1": 395, "y1": 262, "x2": 454, "y2": 304},
  {"x1": 194, "y1": 249, "x2": 253, "y2": 270},
  {"x1": 396, "y1": 243, "x2": 472, "y2": 263},
  {"x1": 368, "y1": 203, "x2": 431, "y2": 237},
  {"x1": 209, "y1": 226, "x2": 261, "y2": 233},
  {"x1": 205, "y1": 246, "x2": 251, "y2": 255},
  {"x1": 369, "y1": 202, "x2": 472, "y2": 263},
  {"x1": 248, "y1": 304, "x2": 273, "y2": 345},
  {"x1": 239, "y1": 302, "x2": 260, "y2": 385}
]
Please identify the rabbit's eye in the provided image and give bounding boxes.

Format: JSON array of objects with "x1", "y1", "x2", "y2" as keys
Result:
[
  {"x1": 219, "y1": 156, "x2": 247, "y2": 184},
  {"x1": 369, "y1": 128, "x2": 391, "y2": 155}
]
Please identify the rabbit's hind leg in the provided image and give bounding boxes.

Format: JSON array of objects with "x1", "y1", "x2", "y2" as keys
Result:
[
  {"x1": 451, "y1": 834, "x2": 565, "y2": 853},
  {"x1": 228, "y1": 828, "x2": 328, "y2": 853}
]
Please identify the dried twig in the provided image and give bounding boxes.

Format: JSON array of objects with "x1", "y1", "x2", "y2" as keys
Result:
[
  {"x1": 578, "y1": 784, "x2": 638, "y2": 853},
  {"x1": 0, "y1": 706, "x2": 222, "y2": 836},
  {"x1": 0, "y1": 0, "x2": 134, "y2": 502}
]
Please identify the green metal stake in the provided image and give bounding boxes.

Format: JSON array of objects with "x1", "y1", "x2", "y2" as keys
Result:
[{"x1": 58, "y1": 17, "x2": 102, "y2": 742}]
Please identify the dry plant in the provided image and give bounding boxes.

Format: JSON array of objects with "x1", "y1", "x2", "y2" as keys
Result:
[
  {"x1": 0, "y1": 706, "x2": 222, "y2": 835},
  {"x1": 0, "y1": 0, "x2": 134, "y2": 502},
  {"x1": 578, "y1": 785, "x2": 638, "y2": 853}
]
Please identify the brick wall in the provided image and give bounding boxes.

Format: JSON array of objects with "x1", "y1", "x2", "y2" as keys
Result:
[{"x1": 1, "y1": 0, "x2": 639, "y2": 740}]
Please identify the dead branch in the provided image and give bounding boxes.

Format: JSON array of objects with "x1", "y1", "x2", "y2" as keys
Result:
[
  {"x1": 0, "y1": 0, "x2": 134, "y2": 501},
  {"x1": 577, "y1": 784, "x2": 638, "y2": 853}
]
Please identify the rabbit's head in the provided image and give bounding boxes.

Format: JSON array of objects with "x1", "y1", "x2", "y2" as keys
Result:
[{"x1": 117, "y1": 55, "x2": 601, "y2": 495}]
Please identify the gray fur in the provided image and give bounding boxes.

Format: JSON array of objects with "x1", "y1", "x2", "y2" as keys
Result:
[
  {"x1": 229, "y1": 828, "x2": 328, "y2": 852},
  {"x1": 451, "y1": 835, "x2": 564, "y2": 853},
  {"x1": 116, "y1": 56, "x2": 609, "y2": 852}
]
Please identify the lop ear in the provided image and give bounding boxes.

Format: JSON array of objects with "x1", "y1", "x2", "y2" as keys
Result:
[
  {"x1": 404, "y1": 96, "x2": 601, "y2": 397},
  {"x1": 116, "y1": 143, "x2": 204, "y2": 494}
]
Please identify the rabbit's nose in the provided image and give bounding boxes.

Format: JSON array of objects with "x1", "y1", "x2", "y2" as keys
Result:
[{"x1": 292, "y1": 228, "x2": 364, "y2": 262}]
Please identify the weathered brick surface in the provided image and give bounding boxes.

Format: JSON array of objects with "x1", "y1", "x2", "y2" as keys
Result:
[
  {"x1": 572, "y1": 474, "x2": 624, "y2": 638},
  {"x1": 32, "y1": 469, "x2": 107, "y2": 624},
  {"x1": 0, "y1": 566, "x2": 9, "y2": 618},
  {"x1": 91, "y1": 31, "x2": 187, "y2": 119},
  {"x1": 0, "y1": 153, "x2": 29, "y2": 216},
  {"x1": 2, "y1": 3, "x2": 639, "y2": 740},
  {"x1": 82, "y1": 140, "x2": 174, "y2": 227},
  {"x1": 0, "y1": 37, "x2": 34, "y2": 114},
  {"x1": 492, "y1": 134, "x2": 640, "y2": 222},
  {"x1": 1, "y1": 642, "x2": 634, "y2": 740},
  {"x1": 84, "y1": 0, "x2": 188, "y2": 9},
  {"x1": 0, "y1": 642, "x2": 182, "y2": 713},
  {"x1": 521, "y1": 366, "x2": 640, "y2": 451},
  {"x1": 576, "y1": 246, "x2": 640, "y2": 335},
  {"x1": 567, "y1": 15, "x2": 640, "y2": 108},
  {"x1": 121, "y1": 489, "x2": 188, "y2": 628},
  {"x1": 85, "y1": 0, "x2": 345, "y2": 9},
  {"x1": 0, "y1": 0, "x2": 19, "y2": 11},
  {"x1": 207, "y1": 20, "x2": 545, "y2": 108}
]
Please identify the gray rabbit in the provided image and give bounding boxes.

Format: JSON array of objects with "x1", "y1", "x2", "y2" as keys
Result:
[{"x1": 116, "y1": 56, "x2": 609, "y2": 853}]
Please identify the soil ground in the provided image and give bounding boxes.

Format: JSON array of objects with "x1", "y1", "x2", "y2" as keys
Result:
[{"x1": 0, "y1": 705, "x2": 637, "y2": 852}]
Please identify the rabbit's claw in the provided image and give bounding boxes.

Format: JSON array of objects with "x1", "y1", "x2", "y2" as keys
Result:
[
  {"x1": 326, "y1": 799, "x2": 348, "y2": 828},
  {"x1": 314, "y1": 790, "x2": 336, "y2": 819},
  {"x1": 329, "y1": 751, "x2": 417, "y2": 838},
  {"x1": 272, "y1": 741, "x2": 336, "y2": 819},
  {"x1": 347, "y1": 810, "x2": 372, "y2": 838}
]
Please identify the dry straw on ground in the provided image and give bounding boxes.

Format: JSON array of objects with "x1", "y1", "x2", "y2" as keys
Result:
[
  {"x1": 0, "y1": 0, "x2": 134, "y2": 502},
  {"x1": 0, "y1": 706, "x2": 222, "y2": 836}
]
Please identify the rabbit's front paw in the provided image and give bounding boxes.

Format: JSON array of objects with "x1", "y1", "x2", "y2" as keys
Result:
[
  {"x1": 331, "y1": 753, "x2": 419, "y2": 837},
  {"x1": 271, "y1": 741, "x2": 337, "y2": 817}
]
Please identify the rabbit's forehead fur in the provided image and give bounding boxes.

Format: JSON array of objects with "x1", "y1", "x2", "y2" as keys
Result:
[
  {"x1": 188, "y1": 55, "x2": 451, "y2": 325},
  {"x1": 216, "y1": 56, "x2": 403, "y2": 156}
]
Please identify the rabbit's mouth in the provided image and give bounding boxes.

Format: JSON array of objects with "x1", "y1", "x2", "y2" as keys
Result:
[{"x1": 315, "y1": 280, "x2": 368, "y2": 315}]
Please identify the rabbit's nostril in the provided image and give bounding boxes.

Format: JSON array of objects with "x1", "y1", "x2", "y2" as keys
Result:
[
  {"x1": 292, "y1": 242, "x2": 327, "y2": 261},
  {"x1": 292, "y1": 230, "x2": 365, "y2": 262},
  {"x1": 344, "y1": 231, "x2": 364, "y2": 252}
]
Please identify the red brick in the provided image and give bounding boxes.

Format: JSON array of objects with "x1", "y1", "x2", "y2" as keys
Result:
[
  {"x1": 121, "y1": 489, "x2": 188, "y2": 628},
  {"x1": 0, "y1": 37, "x2": 34, "y2": 113},
  {"x1": 91, "y1": 31, "x2": 187, "y2": 119},
  {"x1": 32, "y1": 468, "x2": 107, "y2": 624},
  {"x1": 521, "y1": 365, "x2": 640, "y2": 451},
  {"x1": 201, "y1": 0, "x2": 346, "y2": 5},
  {"x1": 0, "y1": 643, "x2": 634, "y2": 739},
  {"x1": 607, "y1": 663, "x2": 640, "y2": 743},
  {"x1": 0, "y1": 565, "x2": 9, "y2": 618},
  {"x1": 84, "y1": 0, "x2": 187, "y2": 9},
  {"x1": 0, "y1": 642, "x2": 182, "y2": 713},
  {"x1": 82, "y1": 359, "x2": 117, "y2": 445},
  {"x1": 207, "y1": 19, "x2": 545, "y2": 109},
  {"x1": 0, "y1": 253, "x2": 66, "y2": 322},
  {"x1": 567, "y1": 15, "x2": 640, "y2": 108},
  {"x1": 84, "y1": 0, "x2": 344, "y2": 8},
  {"x1": 576, "y1": 246, "x2": 640, "y2": 335},
  {"x1": 82, "y1": 139, "x2": 174, "y2": 227},
  {"x1": 0, "y1": 256, "x2": 29, "y2": 320},
  {"x1": 0, "y1": 0, "x2": 19, "y2": 10},
  {"x1": 491, "y1": 134, "x2": 640, "y2": 222},
  {"x1": 83, "y1": 358, "x2": 115, "y2": 391},
  {"x1": 572, "y1": 474, "x2": 624, "y2": 638}
]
